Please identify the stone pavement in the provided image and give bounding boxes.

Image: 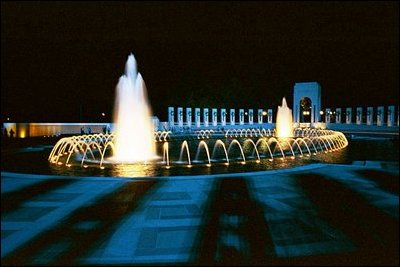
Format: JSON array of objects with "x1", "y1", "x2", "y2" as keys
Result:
[{"x1": 1, "y1": 161, "x2": 398, "y2": 266}]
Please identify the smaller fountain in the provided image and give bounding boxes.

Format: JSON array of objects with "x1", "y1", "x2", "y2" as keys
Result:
[{"x1": 276, "y1": 97, "x2": 294, "y2": 138}]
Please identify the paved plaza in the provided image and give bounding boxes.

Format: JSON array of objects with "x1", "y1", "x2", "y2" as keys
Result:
[{"x1": 1, "y1": 161, "x2": 398, "y2": 266}]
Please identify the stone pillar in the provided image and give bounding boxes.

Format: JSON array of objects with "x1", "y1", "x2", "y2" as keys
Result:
[
  {"x1": 195, "y1": 108, "x2": 201, "y2": 128},
  {"x1": 335, "y1": 108, "x2": 341, "y2": 123},
  {"x1": 152, "y1": 117, "x2": 160, "y2": 131},
  {"x1": 346, "y1": 107, "x2": 352, "y2": 124},
  {"x1": 248, "y1": 109, "x2": 254, "y2": 125},
  {"x1": 212, "y1": 108, "x2": 218, "y2": 127},
  {"x1": 325, "y1": 108, "x2": 331, "y2": 123},
  {"x1": 257, "y1": 109, "x2": 263, "y2": 124},
  {"x1": 366, "y1": 107, "x2": 373, "y2": 125},
  {"x1": 203, "y1": 108, "x2": 209, "y2": 127},
  {"x1": 186, "y1": 108, "x2": 192, "y2": 128},
  {"x1": 356, "y1": 107, "x2": 362, "y2": 125},
  {"x1": 177, "y1": 107, "x2": 183, "y2": 128},
  {"x1": 294, "y1": 103, "x2": 299, "y2": 124},
  {"x1": 312, "y1": 104, "x2": 319, "y2": 124},
  {"x1": 239, "y1": 109, "x2": 244, "y2": 125},
  {"x1": 168, "y1": 107, "x2": 174, "y2": 128},
  {"x1": 387, "y1": 105, "x2": 395, "y2": 127},
  {"x1": 377, "y1": 106, "x2": 384, "y2": 126},
  {"x1": 230, "y1": 109, "x2": 235, "y2": 126},
  {"x1": 267, "y1": 109, "x2": 273, "y2": 123},
  {"x1": 221, "y1": 108, "x2": 226, "y2": 126}
]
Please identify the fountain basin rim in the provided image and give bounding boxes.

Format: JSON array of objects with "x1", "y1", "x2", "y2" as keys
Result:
[
  {"x1": 87, "y1": 156, "x2": 161, "y2": 165},
  {"x1": 2, "y1": 162, "x2": 334, "y2": 180}
]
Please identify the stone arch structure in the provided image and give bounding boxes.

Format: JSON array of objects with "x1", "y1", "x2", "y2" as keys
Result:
[{"x1": 293, "y1": 82, "x2": 321, "y2": 125}]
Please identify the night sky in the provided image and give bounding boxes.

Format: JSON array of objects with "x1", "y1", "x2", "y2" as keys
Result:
[{"x1": 1, "y1": 1, "x2": 398, "y2": 122}]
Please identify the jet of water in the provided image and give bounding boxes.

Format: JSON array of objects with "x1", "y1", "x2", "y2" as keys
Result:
[
  {"x1": 276, "y1": 97, "x2": 294, "y2": 138},
  {"x1": 112, "y1": 54, "x2": 156, "y2": 162}
]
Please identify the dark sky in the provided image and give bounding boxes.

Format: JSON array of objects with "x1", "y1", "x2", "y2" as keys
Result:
[{"x1": 1, "y1": 1, "x2": 398, "y2": 122}]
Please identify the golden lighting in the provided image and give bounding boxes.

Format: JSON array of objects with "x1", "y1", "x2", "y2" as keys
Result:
[{"x1": 19, "y1": 131, "x2": 26, "y2": 138}]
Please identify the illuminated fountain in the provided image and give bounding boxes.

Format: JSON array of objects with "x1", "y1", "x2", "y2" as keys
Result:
[{"x1": 48, "y1": 56, "x2": 348, "y2": 175}]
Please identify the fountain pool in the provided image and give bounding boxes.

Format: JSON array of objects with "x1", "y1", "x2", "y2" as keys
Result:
[
  {"x1": 2, "y1": 134, "x2": 397, "y2": 177},
  {"x1": 46, "y1": 127, "x2": 348, "y2": 176}
]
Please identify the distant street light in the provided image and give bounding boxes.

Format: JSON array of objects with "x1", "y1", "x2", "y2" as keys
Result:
[{"x1": 101, "y1": 113, "x2": 105, "y2": 117}]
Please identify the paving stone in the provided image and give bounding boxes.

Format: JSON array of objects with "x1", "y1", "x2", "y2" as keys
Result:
[{"x1": 2, "y1": 206, "x2": 57, "y2": 222}]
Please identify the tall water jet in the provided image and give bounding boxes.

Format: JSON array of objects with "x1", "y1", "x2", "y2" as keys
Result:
[
  {"x1": 112, "y1": 53, "x2": 156, "y2": 162},
  {"x1": 276, "y1": 97, "x2": 294, "y2": 138}
]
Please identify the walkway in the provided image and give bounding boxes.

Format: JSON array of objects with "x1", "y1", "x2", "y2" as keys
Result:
[{"x1": 1, "y1": 161, "x2": 398, "y2": 265}]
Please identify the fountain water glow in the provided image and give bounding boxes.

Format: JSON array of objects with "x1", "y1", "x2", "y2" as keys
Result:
[
  {"x1": 111, "y1": 54, "x2": 156, "y2": 162},
  {"x1": 276, "y1": 97, "x2": 294, "y2": 138}
]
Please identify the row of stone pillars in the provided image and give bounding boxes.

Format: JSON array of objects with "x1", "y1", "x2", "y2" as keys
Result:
[
  {"x1": 167, "y1": 105, "x2": 399, "y2": 128},
  {"x1": 168, "y1": 107, "x2": 275, "y2": 128},
  {"x1": 323, "y1": 106, "x2": 398, "y2": 126}
]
